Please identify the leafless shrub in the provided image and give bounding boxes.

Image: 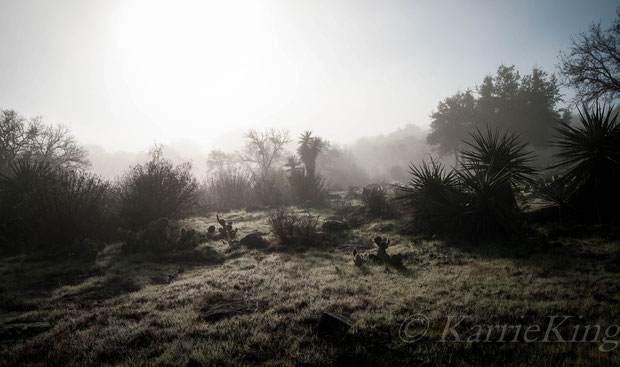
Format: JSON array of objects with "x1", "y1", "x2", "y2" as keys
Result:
[{"x1": 268, "y1": 208, "x2": 322, "y2": 247}]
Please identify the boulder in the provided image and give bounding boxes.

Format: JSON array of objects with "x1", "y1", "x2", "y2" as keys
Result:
[{"x1": 239, "y1": 233, "x2": 269, "y2": 249}]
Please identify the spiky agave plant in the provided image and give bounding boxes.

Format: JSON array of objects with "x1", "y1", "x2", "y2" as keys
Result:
[
  {"x1": 457, "y1": 127, "x2": 535, "y2": 236},
  {"x1": 396, "y1": 158, "x2": 462, "y2": 234},
  {"x1": 460, "y1": 127, "x2": 536, "y2": 187},
  {"x1": 551, "y1": 103, "x2": 620, "y2": 220},
  {"x1": 456, "y1": 167, "x2": 522, "y2": 237}
]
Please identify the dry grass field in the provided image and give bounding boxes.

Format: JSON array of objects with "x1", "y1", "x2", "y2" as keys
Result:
[{"x1": 1, "y1": 202, "x2": 619, "y2": 366}]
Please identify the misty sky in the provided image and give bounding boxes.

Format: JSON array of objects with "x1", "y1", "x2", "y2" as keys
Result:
[{"x1": 0, "y1": 0, "x2": 617, "y2": 153}]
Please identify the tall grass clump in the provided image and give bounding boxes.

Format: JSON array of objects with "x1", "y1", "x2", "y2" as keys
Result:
[
  {"x1": 550, "y1": 103, "x2": 620, "y2": 221},
  {"x1": 116, "y1": 147, "x2": 199, "y2": 230}
]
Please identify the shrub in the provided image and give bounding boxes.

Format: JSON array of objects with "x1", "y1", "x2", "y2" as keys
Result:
[
  {"x1": 550, "y1": 103, "x2": 620, "y2": 221},
  {"x1": 361, "y1": 184, "x2": 393, "y2": 218},
  {"x1": 251, "y1": 171, "x2": 291, "y2": 207},
  {"x1": 333, "y1": 200, "x2": 366, "y2": 227},
  {"x1": 0, "y1": 159, "x2": 110, "y2": 257},
  {"x1": 204, "y1": 168, "x2": 252, "y2": 211},
  {"x1": 268, "y1": 208, "x2": 322, "y2": 247},
  {"x1": 119, "y1": 217, "x2": 196, "y2": 254},
  {"x1": 116, "y1": 147, "x2": 199, "y2": 230},
  {"x1": 288, "y1": 172, "x2": 328, "y2": 205}
]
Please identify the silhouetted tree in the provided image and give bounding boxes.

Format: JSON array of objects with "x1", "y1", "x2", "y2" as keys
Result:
[
  {"x1": 297, "y1": 131, "x2": 325, "y2": 178},
  {"x1": 242, "y1": 129, "x2": 290, "y2": 179},
  {"x1": 428, "y1": 66, "x2": 562, "y2": 156},
  {"x1": 206, "y1": 149, "x2": 241, "y2": 173},
  {"x1": 427, "y1": 90, "x2": 476, "y2": 164},
  {"x1": 476, "y1": 66, "x2": 562, "y2": 148},
  {"x1": 558, "y1": 9, "x2": 620, "y2": 103},
  {"x1": 0, "y1": 109, "x2": 89, "y2": 171}
]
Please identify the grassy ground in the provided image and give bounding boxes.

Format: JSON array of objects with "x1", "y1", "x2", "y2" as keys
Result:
[{"x1": 1, "y1": 205, "x2": 620, "y2": 366}]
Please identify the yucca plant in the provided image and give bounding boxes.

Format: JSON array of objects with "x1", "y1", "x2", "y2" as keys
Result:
[
  {"x1": 461, "y1": 127, "x2": 536, "y2": 187},
  {"x1": 457, "y1": 127, "x2": 535, "y2": 236},
  {"x1": 550, "y1": 103, "x2": 620, "y2": 220},
  {"x1": 456, "y1": 167, "x2": 522, "y2": 236},
  {"x1": 400, "y1": 128, "x2": 534, "y2": 238},
  {"x1": 396, "y1": 158, "x2": 462, "y2": 234}
]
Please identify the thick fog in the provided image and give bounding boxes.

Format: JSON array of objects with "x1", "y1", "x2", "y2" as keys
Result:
[{"x1": 1, "y1": 0, "x2": 617, "y2": 155}]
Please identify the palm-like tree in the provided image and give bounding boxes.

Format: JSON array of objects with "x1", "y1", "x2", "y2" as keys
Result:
[
  {"x1": 297, "y1": 131, "x2": 325, "y2": 178},
  {"x1": 284, "y1": 155, "x2": 303, "y2": 175}
]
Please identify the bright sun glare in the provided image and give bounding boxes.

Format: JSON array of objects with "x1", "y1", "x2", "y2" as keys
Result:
[{"x1": 117, "y1": 0, "x2": 298, "y2": 140}]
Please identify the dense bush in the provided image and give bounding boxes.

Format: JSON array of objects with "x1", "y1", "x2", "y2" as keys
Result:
[
  {"x1": 550, "y1": 103, "x2": 620, "y2": 221},
  {"x1": 203, "y1": 168, "x2": 252, "y2": 211},
  {"x1": 0, "y1": 160, "x2": 110, "y2": 257},
  {"x1": 268, "y1": 208, "x2": 322, "y2": 247},
  {"x1": 251, "y1": 171, "x2": 291, "y2": 207},
  {"x1": 288, "y1": 172, "x2": 328, "y2": 205},
  {"x1": 116, "y1": 147, "x2": 199, "y2": 230},
  {"x1": 117, "y1": 217, "x2": 204, "y2": 254},
  {"x1": 360, "y1": 184, "x2": 393, "y2": 218}
]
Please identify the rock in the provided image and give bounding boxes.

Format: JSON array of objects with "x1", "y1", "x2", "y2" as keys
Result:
[
  {"x1": 201, "y1": 300, "x2": 268, "y2": 321},
  {"x1": 322, "y1": 221, "x2": 349, "y2": 233},
  {"x1": 239, "y1": 233, "x2": 269, "y2": 249},
  {"x1": 315, "y1": 312, "x2": 352, "y2": 336},
  {"x1": 201, "y1": 301, "x2": 250, "y2": 322},
  {"x1": 0, "y1": 322, "x2": 51, "y2": 340}
]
